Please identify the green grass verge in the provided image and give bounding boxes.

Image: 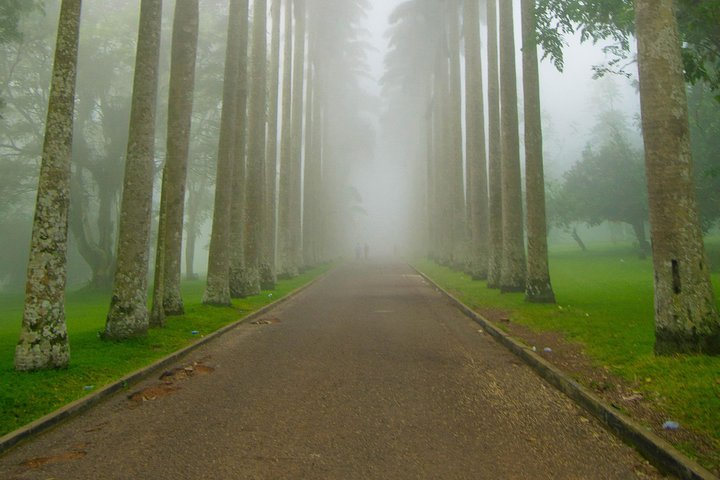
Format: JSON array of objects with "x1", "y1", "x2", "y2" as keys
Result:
[
  {"x1": 0, "y1": 264, "x2": 332, "y2": 438},
  {"x1": 414, "y1": 243, "x2": 720, "y2": 467}
]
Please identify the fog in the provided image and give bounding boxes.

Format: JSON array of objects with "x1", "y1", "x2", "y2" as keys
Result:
[{"x1": 0, "y1": 0, "x2": 712, "y2": 293}]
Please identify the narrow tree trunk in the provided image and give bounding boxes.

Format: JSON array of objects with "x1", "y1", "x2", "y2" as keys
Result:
[
  {"x1": 635, "y1": 0, "x2": 720, "y2": 355},
  {"x1": 498, "y1": 0, "x2": 526, "y2": 292},
  {"x1": 447, "y1": 2, "x2": 466, "y2": 269},
  {"x1": 521, "y1": 0, "x2": 555, "y2": 303},
  {"x1": 152, "y1": 0, "x2": 199, "y2": 320},
  {"x1": 15, "y1": 0, "x2": 82, "y2": 371},
  {"x1": 229, "y1": 0, "x2": 251, "y2": 298},
  {"x1": 302, "y1": 34, "x2": 316, "y2": 267},
  {"x1": 464, "y1": 0, "x2": 489, "y2": 281},
  {"x1": 204, "y1": 0, "x2": 242, "y2": 306},
  {"x1": 278, "y1": 0, "x2": 294, "y2": 278},
  {"x1": 265, "y1": 0, "x2": 282, "y2": 278},
  {"x1": 631, "y1": 219, "x2": 649, "y2": 260},
  {"x1": 243, "y1": 0, "x2": 269, "y2": 293},
  {"x1": 486, "y1": 0, "x2": 503, "y2": 289}
]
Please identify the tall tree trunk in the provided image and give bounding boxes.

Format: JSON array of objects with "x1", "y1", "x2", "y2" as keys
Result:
[
  {"x1": 15, "y1": 0, "x2": 81, "y2": 371},
  {"x1": 265, "y1": 0, "x2": 282, "y2": 278},
  {"x1": 521, "y1": 0, "x2": 554, "y2": 303},
  {"x1": 486, "y1": 0, "x2": 503, "y2": 289},
  {"x1": 184, "y1": 176, "x2": 204, "y2": 281},
  {"x1": 302, "y1": 34, "x2": 316, "y2": 267},
  {"x1": 204, "y1": 0, "x2": 242, "y2": 306},
  {"x1": 635, "y1": 0, "x2": 720, "y2": 355},
  {"x1": 464, "y1": 0, "x2": 489, "y2": 280},
  {"x1": 278, "y1": 0, "x2": 294, "y2": 277},
  {"x1": 229, "y1": 0, "x2": 251, "y2": 298},
  {"x1": 447, "y1": 2, "x2": 466, "y2": 269},
  {"x1": 498, "y1": 0, "x2": 526, "y2": 292},
  {"x1": 105, "y1": 0, "x2": 162, "y2": 336},
  {"x1": 152, "y1": 0, "x2": 199, "y2": 321},
  {"x1": 243, "y1": 0, "x2": 269, "y2": 294}
]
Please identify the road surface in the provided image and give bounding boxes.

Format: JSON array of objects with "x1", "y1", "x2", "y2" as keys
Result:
[{"x1": 0, "y1": 261, "x2": 665, "y2": 479}]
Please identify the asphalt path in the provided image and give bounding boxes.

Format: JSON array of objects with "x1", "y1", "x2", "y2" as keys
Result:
[{"x1": 0, "y1": 261, "x2": 667, "y2": 479}]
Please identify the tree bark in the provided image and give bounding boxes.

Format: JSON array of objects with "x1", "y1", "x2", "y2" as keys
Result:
[
  {"x1": 265, "y1": 0, "x2": 282, "y2": 279},
  {"x1": 635, "y1": 0, "x2": 720, "y2": 355},
  {"x1": 464, "y1": 0, "x2": 489, "y2": 281},
  {"x1": 498, "y1": 0, "x2": 527, "y2": 292},
  {"x1": 521, "y1": 0, "x2": 555, "y2": 303},
  {"x1": 152, "y1": 0, "x2": 199, "y2": 320},
  {"x1": 15, "y1": 0, "x2": 81, "y2": 371},
  {"x1": 204, "y1": 0, "x2": 243, "y2": 306},
  {"x1": 486, "y1": 0, "x2": 503, "y2": 289},
  {"x1": 243, "y1": 0, "x2": 269, "y2": 294},
  {"x1": 228, "y1": 0, "x2": 251, "y2": 298}
]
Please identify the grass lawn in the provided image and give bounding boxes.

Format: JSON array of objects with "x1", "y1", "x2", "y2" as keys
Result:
[
  {"x1": 0, "y1": 264, "x2": 332, "y2": 438},
  {"x1": 414, "y1": 241, "x2": 720, "y2": 470}
]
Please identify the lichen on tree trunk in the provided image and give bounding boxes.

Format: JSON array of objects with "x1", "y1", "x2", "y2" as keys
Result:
[
  {"x1": 635, "y1": 0, "x2": 720, "y2": 355},
  {"x1": 15, "y1": 0, "x2": 82, "y2": 371}
]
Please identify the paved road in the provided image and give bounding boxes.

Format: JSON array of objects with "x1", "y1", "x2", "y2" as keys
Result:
[{"x1": 1, "y1": 261, "x2": 666, "y2": 479}]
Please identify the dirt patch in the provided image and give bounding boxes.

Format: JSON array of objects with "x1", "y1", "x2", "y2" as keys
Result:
[
  {"x1": 476, "y1": 306, "x2": 720, "y2": 476},
  {"x1": 251, "y1": 317, "x2": 282, "y2": 325},
  {"x1": 21, "y1": 443, "x2": 88, "y2": 469},
  {"x1": 127, "y1": 359, "x2": 215, "y2": 408}
]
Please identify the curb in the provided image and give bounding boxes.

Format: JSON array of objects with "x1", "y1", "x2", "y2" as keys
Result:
[
  {"x1": 413, "y1": 267, "x2": 718, "y2": 480},
  {"x1": 0, "y1": 267, "x2": 333, "y2": 456}
]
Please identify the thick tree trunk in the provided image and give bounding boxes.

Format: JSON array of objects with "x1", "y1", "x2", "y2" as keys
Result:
[
  {"x1": 635, "y1": 0, "x2": 720, "y2": 354},
  {"x1": 486, "y1": 0, "x2": 503, "y2": 289},
  {"x1": 464, "y1": 0, "x2": 489, "y2": 281},
  {"x1": 204, "y1": 0, "x2": 242, "y2": 306},
  {"x1": 229, "y1": 0, "x2": 251, "y2": 298},
  {"x1": 15, "y1": 0, "x2": 81, "y2": 371},
  {"x1": 498, "y1": 0, "x2": 527, "y2": 292},
  {"x1": 243, "y1": 0, "x2": 269, "y2": 294},
  {"x1": 152, "y1": 0, "x2": 199, "y2": 319},
  {"x1": 277, "y1": 0, "x2": 294, "y2": 278},
  {"x1": 302, "y1": 35, "x2": 316, "y2": 267},
  {"x1": 521, "y1": 0, "x2": 555, "y2": 303}
]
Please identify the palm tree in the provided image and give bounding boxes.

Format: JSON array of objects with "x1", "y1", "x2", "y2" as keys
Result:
[
  {"x1": 498, "y1": 0, "x2": 526, "y2": 292},
  {"x1": 150, "y1": 0, "x2": 199, "y2": 325},
  {"x1": 635, "y1": 0, "x2": 720, "y2": 354},
  {"x1": 464, "y1": 0, "x2": 489, "y2": 280},
  {"x1": 243, "y1": 0, "x2": 269, "y2": 294},
  {"x1": 204, "y1": 0, "x2": 243, "y2": 306},
  {"x1": 104, "y1": 0, "x2": 163, "y2": 337},
  {"x1": 15, "y1": 0, "x2": 82, "y2": 371},
  {"x1": 486, "y1": 0, "x2": 503, "y2": 289},
  {"x1": 521, "y1": 0, "x2": 554, "y2": 303},
  {"x1": 265, "y1": 0, "x2": 282, "y2": 282},
  {"x1": 228, "y1": 0, "x2": 251, "y2": 298},
  {"x1": 277, "y1": 0, "x2": 293, "y2": 275}
]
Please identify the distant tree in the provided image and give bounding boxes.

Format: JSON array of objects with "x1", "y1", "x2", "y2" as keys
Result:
[
  {"x1": 228, "y1": 0, "x2": 251, "y2": 298},
  {"x1": 558, "y1": 121, "x2": 649, "y2": 257},
  {"x1": 635, "y1": 0, "x2": 720, "y2": 355},
  {"x1": 104, "y1": 0, "x2": 163, "y2": 339},
  {"x1": 463, "y1": 0, "x2": 489, "y2": 280},
  {"x1": 687, "y1": 82, "x2": 720, "y2": 231},
  {"x1": 265, "y1": 0, "x2": 282, "y2": 279},
  {"x1": 522, "y1": 0, "x2": 555, "y2": 303},
  {"x1": 486, "y1": 0, "x2": 503, "y2": 289},
  {"x1": 151, "y1": 0, "x2": 199, "y2": 325},
  {"x1": 204, "y1": 0, "x2": 244, "y2": 306},
  {"x1": 498, "y1": 0, "x2": 526, "y2": 292},
  {"x1": 15, "y1": 0, "x2": 81, "y2": 371},
  {"x1": 242, "y1": 0, "x2": 269, "y2": 295}
]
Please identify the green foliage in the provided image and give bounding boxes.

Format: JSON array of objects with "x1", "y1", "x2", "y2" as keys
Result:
[
  {"x1": 0, "y1": 265, "x2": 332, "y2": 437},
  {"x1": 415, "y1": 242, "x2": 720, "y2": 470},
  {"x1": 0, "y1": 1, "x2": 41, "y2": 44},
  {"x1": 688, "y1": 82, "x2": 720, "y2": 231}
]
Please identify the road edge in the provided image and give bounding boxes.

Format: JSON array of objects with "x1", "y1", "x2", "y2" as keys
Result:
[
  {"x1": 412, "y1": 265, "x2": 718, "y2": 480},
  {"x1": 0, "y1": 267, "x2": 333, "y2": 456}
]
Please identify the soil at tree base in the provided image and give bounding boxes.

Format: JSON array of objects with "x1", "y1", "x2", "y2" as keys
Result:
[{"x1": 0, "y1": 261, "x2": 666, "y2": 479}]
